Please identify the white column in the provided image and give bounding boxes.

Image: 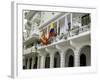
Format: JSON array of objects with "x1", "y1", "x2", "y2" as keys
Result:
[
  {"x1": 74, "y1": 48, "x2": 80, "y2": 67},
  {"x1": 60, "y1": 51, "x2": 65, "y2": 67},
  {"x1": 37, "y1": 56, "x2": 39, "y2": 68},
  {"x1": 70, "y1": 40, "x2": 80, "y2": 67},
  {"x1": 27, "y1": 58, "x2": 30, "y2": 69},
  {"x1": 45, "y1": 48, "x2": 57, "y2": 68},
  {"x1": 70, "y1": 13, "x2": 73, "y2": 29},
  {"x1": 23, "y1": 57, "x2": 25, "y2": 68},
  {"x1": 38, "y1": 50, "x2": 46, "y2": 69},
  {"x1": 56, "y1": 45, "x2": 66, "y2": 68},
  {"x1": 50, "y1": 53, "x2": 54, "y2": 68},
  {"x1": 70, "y1": 13, "x2": 73, "y2": 36},
  {"x1": 64, "y1": 14, "x2": 68, "y2": 32},
  {"x1": 57, "y1": 20, "x2": 59, "y2": 35},
  {"x1": 40, "y1": 55, "x2": 45, "y2": 68},
  {"x1": 31, "y1": 56, "x2": 34, "y2": 69},
  {"x1": 39, "y1": 56, "x2": 42, "y2": 68}
]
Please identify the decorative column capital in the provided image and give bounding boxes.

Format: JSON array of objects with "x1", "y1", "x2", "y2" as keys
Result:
[
  {"x1": 38, "y1": 49, "x2": 47, "y2": 56},
  {"x1": 45, "y1": 47, "x2": 57, "y2": 54},
  {"x1": 56, "y1": 45, "x2": 67, "y2": 54},
  {"x1": 74, "y1": 47, "x2": 81, "y2": 55}
]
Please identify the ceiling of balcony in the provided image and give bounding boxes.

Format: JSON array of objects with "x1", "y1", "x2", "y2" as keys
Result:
[
  {"x1": 24, "y1": 10, "x2": 37, "y2": 20},
  {"x1": 72, "y1": 13, "x2": 88, "y2": 18}
]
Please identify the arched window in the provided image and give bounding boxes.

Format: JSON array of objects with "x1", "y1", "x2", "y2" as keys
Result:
[
  {"x1": 54, "y1": 52, "x2": 60, "y2": 68},
  {"x1": 23, "y1": 58, "x2": 25, "y2": 69},
  {"x1": 29, "y1": 58, "x2": 32, "y2": 69},
  {"x1": 45, "y1": 54, "x2": 50, "y2": 68},
  {"x1": 25, "y1": 58, "x2": 28, "y2": 69},
  {"x1": 80, "y1": 45, "x2": 91, "y2": 66},
  {"x1": 23, "y1": 65, "x2": 26, "y2": 69},
  {"x1": 80, "y1": 54, "x2": 86, "y2": 66},
  {"x1": 33, "y1": 56, "x2": 38, "y2": 69},
  {"x1": 65, "y1": 49, "x2": 74, "y2": 67},
  {"x1": 68, "y1": 55, "x2": 74, "y2": 67}
]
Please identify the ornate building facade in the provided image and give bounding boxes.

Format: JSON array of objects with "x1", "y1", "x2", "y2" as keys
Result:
[{"x1": 23, "y1": 11, "x2": 91, "y2": 69}]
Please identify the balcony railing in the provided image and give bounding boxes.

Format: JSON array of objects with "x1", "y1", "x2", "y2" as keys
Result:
[
  {"x1": 70, "y1": 24, "x2": 90, "y2": 36},
  {"x1": 24, "y1": 24, "x2": 90, "y2": 52},
  {"x1": 38, "y1": 24, "x2": 90, "y2": 49},
  {"x1": 24, "y1": 46, "x2": 37, "y2": 55}
]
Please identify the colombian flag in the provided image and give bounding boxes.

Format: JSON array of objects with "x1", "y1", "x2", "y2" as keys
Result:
[{"x1": 49, "y1": 22, "x2": 55, "y2": 37}]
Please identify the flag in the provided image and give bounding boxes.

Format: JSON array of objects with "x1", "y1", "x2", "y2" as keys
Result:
[
  {"x1": 40, "y1": 31, "x2": 48, "y2": 45},
  {"x1": 49, "y1": 22, "x2": 55, "y2": 37}
]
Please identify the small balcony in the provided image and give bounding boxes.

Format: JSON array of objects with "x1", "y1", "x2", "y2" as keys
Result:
[
  {"x1": 24, "y1": 33, "x2": 39, "y2": 46},
  {"x1": 70, "y1": 24, "x2": 90, "y2": 36},
  {"x1": 38, "y1": 24, "x2": 90, "y2": 50},
  {"x1": 24, "y1": 46, "x2": 37, "y2": 55}
]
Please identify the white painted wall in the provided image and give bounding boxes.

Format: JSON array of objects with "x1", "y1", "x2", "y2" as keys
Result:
[{"x1": 40, "y1": 12, "x2": 60, "y2": 25}]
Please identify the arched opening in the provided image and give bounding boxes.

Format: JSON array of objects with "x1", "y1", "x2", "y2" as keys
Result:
[
  {"x1": 54, "y1": 52, "x2": 60, "y2": 68},
  {"x1": 29, "y1": 58, "x2": 32, "y2": 69},
  {"x1": 80, "y1": 45, "x2": 91, "y2": 66},
  {"x1": 25, "y1": 58, "x2": 28, "y2": 69},
  {"x1": 65, "y1": 49, "x2": 74, "y2": 67},
  {"x1": 33, "y1": 56, "x2": 38, "y2": 69},
  {"x1": 23, "y1": 65, "x2": 26, "y2": 69},
  {"x1": 68, "y1": 55, "x2": 74, "y2": 67},
  {"x1": 80, "y1": 54, "x2": 86, "y2": 66},
  {"x1": 23, "y1": 58, "x2": 26, "y2": 69},
  {"x1": 45, "y1": 54, "x2": 50, "y2": 68}
]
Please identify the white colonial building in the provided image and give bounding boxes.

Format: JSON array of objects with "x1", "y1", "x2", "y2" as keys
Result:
[{"x1": 23, "y1": 10, "x2": 91, "y2": 69}]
